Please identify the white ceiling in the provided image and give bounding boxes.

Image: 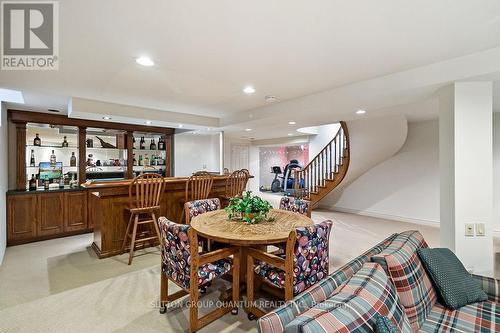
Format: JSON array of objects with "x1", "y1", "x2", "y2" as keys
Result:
[{"x1": 2, "y1": 0, "x2": 500, "y2": 139}]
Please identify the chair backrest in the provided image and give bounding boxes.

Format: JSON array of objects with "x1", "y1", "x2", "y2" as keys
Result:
[
  {"x1": 284, "y1": 220, "x2": 333, "y2": 296},
  {"x1": 185, "y1": 171, "x2": 214, "y2": 202},
  {"x1": 158, "y1": 217, "x2": 199, "y2": 290},
  {"x1": 225, "y1": 170, "x2": 249, "y2": 198},
  {"x1": 279, "y1": 196, "x2": 311, "y2": 218},
  {"x1": 184, "y1": 198, "x2": 221, "y2": 224},
  {"x1": 128, "y1": 173, "x2": 164, "y2": 209}
]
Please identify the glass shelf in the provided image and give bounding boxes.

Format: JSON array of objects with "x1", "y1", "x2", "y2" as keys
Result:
[
  {"x1": 86, "y1": 147, "x2": 126, "y2": 151},
  {"x1": 133, "y1": 148, "x2": 166, "y2": 152},
  {"x1": 27, "y1": 165, "x2": 78, "y2": 168},
  {"x1": 27, "y1": 145, "x2": 78, "y2": 149}
]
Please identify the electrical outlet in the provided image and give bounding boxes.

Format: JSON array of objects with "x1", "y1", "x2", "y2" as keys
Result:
[
  {"x1": 476, "y1": 223, "x2": 485, "y2": 236},
  {"x1": 465, "y1": 224, "x2": 475, "y2": 237}
]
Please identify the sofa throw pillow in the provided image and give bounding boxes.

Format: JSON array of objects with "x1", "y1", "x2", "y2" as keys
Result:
[
  {"x1": 417, "y1": 248, "x2": 488, "y2": 310},
  {"x1": 371, "y1": 230, "x2": 436, "y2": 332},
  {"x1": 374, "y1": 315, "x2": 401, "y2": 333},
  {"x1": 283, "y1": 262, "x2": 412, "y2": 333}
]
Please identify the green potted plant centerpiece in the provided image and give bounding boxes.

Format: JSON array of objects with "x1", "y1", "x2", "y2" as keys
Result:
[{"x1": 225, "y1": 191, "x2": 275, "y2": 224}]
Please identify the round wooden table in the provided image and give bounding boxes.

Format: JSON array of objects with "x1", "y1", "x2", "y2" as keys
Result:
[{"x1": 191, "y1": 209, "x2": 314, "y2": 246}]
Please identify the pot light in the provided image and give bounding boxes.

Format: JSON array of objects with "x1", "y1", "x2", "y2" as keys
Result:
[
  {"x1": 287, "y1": 133, "x2": 293, "y2": 136},
  {"x1": 245, "y1": 128, "x2": 252, "y2": 132},
  {"x1": 356, "y1": 109, "x2": 367, "y2": 115},
  {"x1": 178, "y1": 124, "x2": 184, "y2": 128},
  {"x1": 243, "y1": 86, "x2": 256, "y2": 94},
  {"x1": 288, "y1": 121, "x2": 296, "y2": 125},
  {"x1": 265, "y1": 95, "x2": 277, "y2": 103},
  {"x1": 145, "y1": 120, "x2": 152, "y2": 125},
  {"x1": 102, "y1": 116, "x2": 111, "y2": 120},
  {"x1": 136, "y1": 56, "x2": 154, "y2": 67}
]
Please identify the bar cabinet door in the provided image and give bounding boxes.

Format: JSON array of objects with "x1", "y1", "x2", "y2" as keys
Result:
[
  {"x1": 37, "y1": 193, "x2": 65, "y2": 237},
  {"x1": 64, "y1": 191, "x2": 88, "y2": 232},
  {"x1": 7, "y1": 194, "x2": 37, "y2": 244}
]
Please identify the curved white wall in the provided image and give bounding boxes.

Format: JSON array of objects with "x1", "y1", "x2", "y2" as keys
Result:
[{"x1": 324, "y1": 120, "x2": 439, "y2": 224}]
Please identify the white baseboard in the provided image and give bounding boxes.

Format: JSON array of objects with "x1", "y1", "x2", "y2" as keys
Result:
[{"x1": 324, "y1": 205, "x2": 440, "y2": 228}]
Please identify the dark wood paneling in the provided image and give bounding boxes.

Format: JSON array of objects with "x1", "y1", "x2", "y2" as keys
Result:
[
  {"x1": 64, "y1": 192, "x2": 88, "y2": 232},
  {"x1": 37, "y1": 193, "x2": 65, "y2": 237},
  {"x1": 16, "y1": 123, "x2": 27, "y2": 190},
  {"x1": 7, "y1": 194, "x2": 37, "y2": 242},
  {"x1": 9, "y1": 109, "x2": 175, "y2": 134}
]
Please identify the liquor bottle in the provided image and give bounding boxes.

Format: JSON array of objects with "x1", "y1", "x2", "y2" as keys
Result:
[
  {"x1": 50, "y1": 150, "x2": 56, "y2": 165},
  {"x1": 44, "y1": 176, "x2": 50, "y2": 190},
  {"x1": 62, "y1": 136, "x2": 69, "y2": 147},
  {"x1": 30, "y1": 149, "x2": 36, "y2": 167},
  {"x1": 33, "y1": 133, "x2": 41, "y2": 146},
  {"x1": 138, "y1": 155, "x2": 143, "y2": 166},
  {"x1": 70, "y1": 152, "x2": 77, "y2": 167},
  {"x1": 133, "y1": 154, "x2": 137, "y2": 166},
  {"x1": 59, "y1": 176, "x2": 65, "y2": 188},
  {"x1": 140, "y1": 137, "x2": 145, "y2": 150},
  {"x1": 29, "y1": 174, "x2": 37, "y2": 191},
  {"x1": 144, "y1": 154, "x2": 150, "y2": 166},
  {"x1": 150, "y1": 139, "x2": 156, "y2": 150},
  {"x1": 158, "y1": 137, "x2": 164, "y2": 150},
  {"x1": 151, "y1": 154, "x2": 156, "y2": 166}
]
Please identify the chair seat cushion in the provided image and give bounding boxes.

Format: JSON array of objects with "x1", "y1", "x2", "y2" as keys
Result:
[
  {"x1": 254, "y1": 257, "x2": 287, "y2": 289},
  {"x1": 417, "y1": 301, "x2": 500, "y2": 332},
  {"x1": 198, "y1": 258, "x2": 232, "y2": 286},
  {"x1": 417, "y1": 248, "x2": 488, "y2": 310},
  {"x1": 284, "y1": 262, "x2": 412, "y2": 333}
]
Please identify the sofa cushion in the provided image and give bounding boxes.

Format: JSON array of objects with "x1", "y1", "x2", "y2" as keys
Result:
[
  {"x1": 284, "y1": 262, "x2": 411, "y2": 333},
  {"x1": 417, "y1": 248, "x2": 488, "y2": 310},
  {"x1": 375, "y1": 315, "x2": 401, "y2": 333},
  {"x1": 371, "y1": 230, "x2": 436, "y2": 332},
  {"x1": 417, "y1": 301, "x2": 500, "y2": 332}
]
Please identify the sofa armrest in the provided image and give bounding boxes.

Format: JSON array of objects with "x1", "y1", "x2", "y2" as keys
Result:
[{"x1": 473, "y1": 274, "x2": 500, "y2": 302}]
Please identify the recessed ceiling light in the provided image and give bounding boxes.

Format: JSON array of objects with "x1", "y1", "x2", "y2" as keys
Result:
[
  {"x1": 288, "y1": 121, "x2": 296, "y2": 125},
  {"x1": 243, "y1": 86, "x2": 256, "y2": 94},
  {"x1": 287, "y1": 133, "x2": 293, "y2": 136},
  {"x1": 356, "y1": 109, "x2": 367, "y2": 115},
  {"x1": 178, "y1": 124, "x2": 183, "y2": 128},
  {"x1": 136, "y1": 56, "x2": 154, "y2": 67},
  {"x1": 245, "y1": 128, "x2": 252, "y2": 132},
  {"x1": 145, "y1": 120, "x2": 152, "y2": 125},
  {"x1": 102, "y1": 116, "x2": 111, "y2": 120}
]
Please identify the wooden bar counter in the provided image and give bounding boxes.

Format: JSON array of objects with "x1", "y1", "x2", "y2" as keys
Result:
[{"x1": 83, "y1": 175, "x2": 234, "y2": 259}]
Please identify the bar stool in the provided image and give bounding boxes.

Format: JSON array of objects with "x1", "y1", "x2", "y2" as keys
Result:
[
  {"x1": 178, "y1": 171, "x2": 213, "y2": 223},
  {"x1": 221, "y1": 169, "x2": 249, "y2": 207},
  {"x1": 121, "y1": 173, "x2": 164, "y2": 265}
]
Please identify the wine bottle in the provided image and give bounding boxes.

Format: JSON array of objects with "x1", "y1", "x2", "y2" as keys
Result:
[
  {"x1": 30, "y1": 149, "x2": 36, "y2": 167},
  {"x1": 50, "y1": 150, "x2": 56, "y2": 165},
  {"x1": 70, "y1": 152, "x2": 77, "y2": 167},
  {"x1": 62, "y1": 136, "x2": 68, "y2": 147},
  {"x1": 33, "y1": 133, "x2": 41, "y2": 146},
  {"x1": 140, "y1": 137, "x2": 145, "y2": 150},
  {"x1": 150, "y1": 139, "x2": 156, "y2": 150},
  {"x1": 144, "y1": 154, "x2": 150, "y2": 166},
  {"x1": 44, "y1": 176, "x2": 50, "y2": 190},
  {"x1": 158, "y1": 137, "x2": 164, "y2": 150},
  {"x1": 29, "y1": 174, "x2": 37, "y2": 191},
  {"x1": 138, "y1": 155, "x2": 143, "y2": 166}
]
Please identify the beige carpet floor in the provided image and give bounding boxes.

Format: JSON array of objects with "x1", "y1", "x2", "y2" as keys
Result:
[{"x1": 0, "y1": 207, "x2": 441, "y2": 333}]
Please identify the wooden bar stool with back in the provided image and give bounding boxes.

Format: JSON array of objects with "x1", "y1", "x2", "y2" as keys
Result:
[
  {"x1": 178, "y1": 171, "x2": 214, "y2": 223},
  {"x1": 121, "y1": 173, "x2": 164, "y2": 265}
]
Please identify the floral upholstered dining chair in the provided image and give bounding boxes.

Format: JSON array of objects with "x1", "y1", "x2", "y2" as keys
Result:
[
  {"x1": 279, "y1": 196, "x2": 311, "y2": 218},
  {"x1": 184, "y1": 197, "x2": 221, "y2": 224},
  {"x1": 158, "y1": 217, "x2": 240, "y2": 333},
  {"x1": 246, "y1": 220, "x2": 333, "y2": 318}
]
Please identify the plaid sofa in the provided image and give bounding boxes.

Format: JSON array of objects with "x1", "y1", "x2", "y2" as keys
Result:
[{"x1": 258, "y1": 231, "x2": 500, "y2": 333}]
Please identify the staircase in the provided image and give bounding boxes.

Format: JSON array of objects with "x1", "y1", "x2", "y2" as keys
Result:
[{"x1": 293, "y1": 121, "x2": 350, "y2": 207}]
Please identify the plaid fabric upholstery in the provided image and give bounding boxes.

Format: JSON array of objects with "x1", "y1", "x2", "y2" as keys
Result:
[
  {"x1": 372, "y1": 231, "x2": 436, "y2": 332},
  {"x1": 418, "y1": 301, "x2": 500, "y2": 333},
  {"x1": 284, "y1": 263, "x2": 412, "y2": 333},
  {"x1": 258, "y1": 233, "x2": 398, "y2": 333},
  {"x1": 473, "y1": 274, "x2": 500, "y2": 303}
]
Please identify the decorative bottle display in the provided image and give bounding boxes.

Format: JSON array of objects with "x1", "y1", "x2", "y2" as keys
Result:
[
  {"x1": 150, "y1": 139, "x2": 156, "y2": 150},
  {"x1": 139, "y1": 137, "x2": 145, "y2": 150},
  {"x1": 50, "y1": 150, "x2": 56, "y2": 165},
  {"x1": 29, "y1": 174, "x2": 37, "y2": 191},
  {"x1": 30, "y1": 149, "x2": 36, "y2": 167},
  {"x1": 70, "y1": 152, "x2": 77, "y2": 167},
  {"x1": 33, "y1": 133, "x2": 41, "y2": 146},
  {"x1": 158, "y1": 137, "x2": 164, "y2": 150},
  {"x1": 62, "y1": 136, "x2": 69, "y2": 147}
]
